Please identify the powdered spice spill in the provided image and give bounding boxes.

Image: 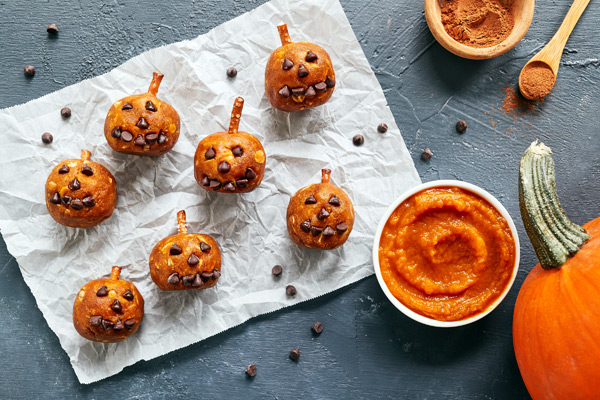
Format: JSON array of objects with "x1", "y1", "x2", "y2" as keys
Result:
[
  {"x1": 519, "y1": 62, "x2": 556, "y2": 100},
  {"x1": 441, "y1": 0, "x2": 515, "y2": 48}
]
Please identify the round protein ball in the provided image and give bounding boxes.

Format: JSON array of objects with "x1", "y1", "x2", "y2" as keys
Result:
[
  {"x1": 194, "y1": 97, "x2": 266, "y2": 193},
  {"x1": 104, "y1": 72, "x2": 180, "y2": 156},
  {"x1": 286, "y1": 168, "x2": 355, "y2": 250},
  {"x1": 73, "y1": 266, "x2": 144, "y2": 343},
  {"x1": 265, "y1": 24, "x2": 335, "y2": 112},
  {"x1": 45, "y1": 149, "x2": 117, "y2": 228},
  {"x1": 149, "y1": 210, "x2": 222, "y2": 291}
]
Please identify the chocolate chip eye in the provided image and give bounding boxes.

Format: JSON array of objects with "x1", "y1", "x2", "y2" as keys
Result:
[
  {"x1": 205, "y1": 146, "x2": 216, "y2": 160},
  {"x1": 122, "y1": 102, "x2": 133, "y2": 110},
  {"x1": 145, "y1": 101, "x2": 157, "y2": 112},
  {"x1": 170, "y1": 244, "x2": 182, "y2": 255},
  {"x1": 81, "y1": 165, "x2": 93, "y2": 176},
  {"x1": 136, "y1": 117, "x2": 149, "y2": 129},
  {"x1": 200, "y1": 242, "x2": 211, "y2": 252},
  {"x1": 282, "y1": 58, "x2": 294, "y2": 70},
  {"x1": 298, "y1": 64, "x2": 308, "y2": 77},
  {"x1": 232, "y1": 146, "x2": 243, "y2": 157},
  {"x1": 218, "y1": 161, "x2": 231, "y2": 173},
  {"x1": 329, "y1": 195, "x2": 340, "y2": 206},
  {"x1": 305, "y1": 51, "x2": 318, "y2": 62},
  {"x1": 96, "y1": 286, "x2": 108, "y2": 297},
  {"x1": 305, "y1": 195, "x2": 317, "y2": 204},
  {"x1": 58, "y1": 165, "x2": 69, "y2": 174},
  {"x1": 122, "y1": 290, "x2": 134, "y2": 300}
]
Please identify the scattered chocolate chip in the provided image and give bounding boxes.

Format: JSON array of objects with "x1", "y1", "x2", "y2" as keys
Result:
[
  {"x1": 188, "y1": 254, "x2": 200, "y2": 265},
  {"x1": 209, "y1": 180, "x2": 222, "y2": 190},
  {"x1": 46, "y1": 24, "x2": 59, "y2": 34},
  {"x1": 168, "y1": 273, "x2": 180, "y2": 285},
  {"x1": 232, "y1": 146, "x2": 243, "y2": 157},
  {"x1": 170, "y1": 244, "x2": 182, "y2": 255},
  {"x1": 245, "y1": 168, "x2": 257, "y2": 180},
  {"x1": 60, "y1": 195, "x2": 72, "y2": 206},
  {"x1": 136, "y1": 117, "x2": 149, "y2": 129},
  {"x1": 325, "y1": 77, "x2": 336, "y2": 88},
  {"x1": 456, "y1": 120, "x2": 468, "y2": 133},
  {"x1": 311, "y1": 321, "x2": 324, "y2": 334},
  {"x1": 323, "y1": 226, "x2": 335, "y2": 236},
  {"x1": 122, "y1": 290, "x2": 134, "y2": 301},
  {"x1": 82, "y1": 195, "x2": 95, "y2": 207},
  {"x1": 81, "y1": 165, "x2": 93, "y2": 176},
  {"x1": 124, "y1": 318, "x2": 136, "y2": 330},
  {"x1": 113, "y1": 320, "x2": 124, "y2": 331},
  {"x1": 200, "y1": 242, "x2": 212, "y2": 252},
  {"x1": 71, "y1": 198, "x2": 83, "y2": 210},
  {"x1": 298, "y1": 64, "x2": 309, "y2": 77},
  {"x1": 226, "y1": 67, "x2": 238, "y2": 78},
  {"x1": 353, "y1": 134, "x2": 364, "y2": 146},
  {"x1": 279, "y1": 85, "x2": 291, "y2": 98},
  {"x1": 305, "y1": 195, "x2": 317, "y2": 205},
  {"x1": 300, "y1": 220, "x2": 311, "y2": 232},
  {"x1": 314, "y1": 82, "x2": 327, "y2": 92},
  {"x1": 201, "y1": 271, "x2": 213, "y2": 282},
  {"x1": 200, "y1": 176, "x2": 210, "y2": 186},
  {"x1": 145, "y1": 101, "x2": 157, "y2": 112},
  {"x1": 49, "y1": 192, "x2": 61, "y2": 204},
  {"x1": 134, "y1": 135, "x2": 146, "y2": 146},
  {"x1": 329, "y1": 195, "x2": 340, "y2": 206},
  {"x1": 110, "y1": 127, "x2": 122, "y2": 139},
  {"x1": 421, "y1": 148, "x2": 433, "y2": 161},
  {"x1": 306, "y1": 51, "x2": 318, "y2": 62},
  {"x1": 182, "y1": 274, "x2": 195, "y2": 286},
  {"x1": 145, "y1": 133, "x2": 158, "y2": 144},
  {"x1": 286, "y1": 285, "x2": 297, "y2": 296},
  {"x1": 96, "y1": 286, "x2": 108, "y2": 297},
  {"x1": 305, "y1": 86, "x2": 316, "y2": 97},
  {"x1": 246, "y1": 364, "x2": 257, "y2": 377},
  {"x1": 311, "y1": 226, "x2": 323, "y2": 236},
  {"x1": 236, "y1": 178, "x2": 248, "y2": 188},
  {"x1": 317, "y1": 208, "x2": 330, "y2": 220},
  {"x1": 336, "y1": 222, "x2": 348, "y2": 234},
  {"x1": 24, "y1": 65, "x2": 35, "y2": 76},
  {"x1": 282, "y1": 58, "x2": 294, "y2": 70},
  {"x1": 218, "y1": 161, "x2": 231, "y2": 173},
  {"x1": 68, "y1": 178, "x2": 80, "y2": 191},
  {"x1": 289, "y1": 348, "x2": 300, "y2": 361},
  {"x1": 60, "y1": 107, "x2": 71, "y2": 119},
  {"x1": 272, "y1": 265, "x2": 283, "y2": 276},
  {"x1": 192, "y1": 273, "x2": 204, "y2": 287},
  {"x1": 41, "y1": 132, "x2": 53, "y2": 144},
  {"x1": 158, "y1": 131, "x2": 168, "y2": 144},
  {"x1": 89, "y1": 316, "x2": 103, "y2": 326},
  {"x1": 111, "y1": 299, "x2": 122, "y2": 313},
  {"x1": 378, "y1": 123, "x2": 388, "y2": 134},
  {"x1": 212, "y1": 269, "x2": 221, "y2": 280},
  {"x1": 205, "y1": 146, "x2": 216, "y2": 160},
  {"x1": 121, "y1": 131, "x2": 133, "y2": 142},
  {"x1": 122, "y1": 102, "x2": 133, "y2": 110},
  {"x1": 102, "y1": 319, "x2": 114, "y2": 330},
  {"x1": 58, "y1": 165, "x2": 69, "y2": 174},
  {"x1": 291, "y1": 87, "x2": 305, "y2": 97}
]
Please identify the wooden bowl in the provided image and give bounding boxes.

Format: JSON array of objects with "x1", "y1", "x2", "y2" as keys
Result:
[{"x1": 424, "y1": 0, "x2": 535, "y2": 60}]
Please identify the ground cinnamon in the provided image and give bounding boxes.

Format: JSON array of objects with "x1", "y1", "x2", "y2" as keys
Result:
[
  {"x1": 519, "y1": 62, "x2": 556, "y2": 100},
  {"x1": 441, "y1": 0, "x2": 515, "y2": 48}
]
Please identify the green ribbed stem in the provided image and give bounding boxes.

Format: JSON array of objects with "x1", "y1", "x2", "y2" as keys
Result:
[{"x1": 519, "y1": 141, "x2": 589, "y2": 269}]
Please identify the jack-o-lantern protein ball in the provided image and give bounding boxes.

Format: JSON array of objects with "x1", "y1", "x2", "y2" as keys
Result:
[
  {"x1": 73, "y1": 266, "x2": 144, "y2": 343},
  {"x1": 194, "y1": 97, "x2": 266, "y2": 193},
  {"x1": 45, "y1": 149, "x2": 117, "y2": 228},
  {"x1": 286, "y1": 168, "x2": 354, "y2": 250},
  {"x1": 265, "y1": 24, "x2": 335, "y2": 112},
  {"x1": 149, "y1": 210, "x2": 222, "y2": 291},
  {"x1": 104, "y1": 72, "x2": 180, "y2": 156}
]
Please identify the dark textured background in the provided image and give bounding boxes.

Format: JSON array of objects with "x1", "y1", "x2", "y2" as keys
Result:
[{"x1": 1, "y1": 0, "x2": 598, "y2": 398}]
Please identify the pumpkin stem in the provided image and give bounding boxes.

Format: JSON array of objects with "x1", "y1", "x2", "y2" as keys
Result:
[
  {"x1": 110, "y1": 266, "x2": 121, "y2": 280},
  {"x1": 228, "y1": 97, "x2": 244, "y2": 134},
  {"x1": 148, "y1": 72, "x2": 164, "y2": 96},
  {"x1": 81, "y1": 149, "x2": 91, "y2": 162},
  {"x1": 277, "y1": 24, "x2": 292, "y2": 45},
  {"x1": 519, "y1": 141, "x2": 589, "y2": 269},
  {"x1": 177, "y1": 210, "x2": 188, "y2": 234},
  {"x1": 321, "y1": 168, "x2": 331, "y2": 184}
]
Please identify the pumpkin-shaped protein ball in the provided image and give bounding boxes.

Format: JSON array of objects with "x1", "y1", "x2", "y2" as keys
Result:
[
  {"x1": 149, "y1": 210, "x2": 222, "y2": 291},
  {"x1": 104, "y1": 72, "x2": 180, "y2": 156},
  {"x1": 287, "y1": 169, "x2": 354, "y2": 250},
  {"x1": 73, "y1": 266, "x2": 144, "y2": 343},
  {"x1": 265, "y1": 24, "x2": 336, "y2": 112},
  {"x1": 194, "y1": 97, "x2": 266, "y2": 193},
  {"x1": 45, "y1": 149, "x2": 117, "y2": 228}
]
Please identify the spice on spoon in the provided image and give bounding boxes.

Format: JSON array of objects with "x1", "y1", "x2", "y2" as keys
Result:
[{"x1": 519, "y1": 61, "x2": 555, "y2": 100}]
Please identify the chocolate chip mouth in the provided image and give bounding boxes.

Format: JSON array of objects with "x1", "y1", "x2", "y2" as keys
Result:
[
  {"x1": 111, "y1": 126, "x2": 168, "y2": 148},
  {"x1": 200, "y1": 167, "x2": 258, "y2": 191},
  {"x1": 167, "y1": 268, "x2": 221, "y2": 287},
  {"x1": 278, "y1": 76, "x2": 334, "y2": 102}
]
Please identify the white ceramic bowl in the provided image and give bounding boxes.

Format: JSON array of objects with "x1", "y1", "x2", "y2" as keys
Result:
[{"x1": 372, "y1": 180, "x2": 520, "y2": 327}]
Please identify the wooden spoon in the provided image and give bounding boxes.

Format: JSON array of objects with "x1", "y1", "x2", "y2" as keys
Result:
[{"x1": 519, "y1": 0, "x2": 591, "y2": 100}]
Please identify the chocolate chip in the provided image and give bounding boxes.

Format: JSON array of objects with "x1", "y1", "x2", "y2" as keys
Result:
[
  {"x1": 50, "y1": 192, "x2": 61, "y2": 204},
  {"x1": 291, "y1": 87, "x2": 305, "y2": 97},
  {"x1": 200, "y1": 176, "x2": 210, "y2": 186},
  {"x1": 305, "y1": 195, "x2": 317, "y2": 204},
  {"x1": 61, "y1": 107, "x2": 71, "y2": 119},
  {"x1": 289, "y1": 348, "x2": 300, "y2": 361},
  {"x1": 182, "y1": 274, "x2": 195, "y2": 286},
  {"x1": 311, "y1": 321, "x2": 324, "y2": 334},
  {"x1": 298, "y1": 65, "x2": 309, "y2": 77},
  {"x1": 353, "y1": 134, "x2": 364, "y2": 146},
  {"x1": 124, "y1": 318, "x2": 136, "y2": 329},
  {"x1": 246, "y1": 364, "x2": 257, "y2": 377},
  {"x1": 110, "y1": 127, "x2": 122, "y2": 139},
  {"x1": 311, "y1": 226, "x2": 323, "y2": 236},
  {"x1": 456, "y1": 120, "x2": 468, "y2": 133},
  {"x1": 89, "y1": 316, "x2": 102, "y2": 326},
  {"x1": 145, "y1": 133, "x2": 158, "y2": 144},
  {"x1": 314, "y1": 82, "x2": 327, "y2": 92},
  {"x1": 336, "y1": 222, "x2": 348, "y2": 234},
  {"x1": 245, "y1": 168, "x2": 257, "y2": 180},
  {"x1": 200, "y1": 242, "x2": 212, "y2": 252},
  {"x1": 306, "y1": 51, "x2": 318, "y2": 62},
  {"x1": 300, "y1": 220, "x2": 311, "y2": 232},
  {"x1": 226, "y1": 67, "x2": 237, "y2": 78},
  {"x1": 113, "y1": 320, "x2": 124, "y2": 331},
  {"x1": 212, "y1": 269, "x2": 221, "y2": 280},
  {"x1": 136, "y1": 117, "x2": 149, "y2": 129},
  {"x1": 188, "y1": 254, "x2": 200, "y2": 265},
  {"x1": 205, "y1": 146, "x2": 216, "y2": 160},
  {"x1": 325, "y1": 77, "x2": 335, "y2": 88},
  {"x1": 122, "y1": 290, "x2": 134, "y2": 301},
  {"x1": 323, "y1": 226, "x2": 335, "y2": 236},
  {"x1": 81, "y1": 165, "x2": 93, "y2": 176},
  {"x1": 96, "y1": 286, "x2": 108, "y2": 297},
  {"x1": 272, "y1": 265, "x2": 283, "y2": 276},
  {"x1": 122, "y1": 102, "x2": 133, "y2": 110},
  {"x1": 378, "y1": 123, "x2": 388, "y2": 134},
  {"x1": 286, "y1": 285, "x2": 297, "y2": 296},
  {"x1": 282, "y1": 58, "x2": 294, "y2": 70},
  {"x1": 41, "y1": 132, "x2": 53, "y2": 144},
  {"x1": 232, "y1": 146, "x2": 243, "y2": 157},
  {"x1": 218, "y1": 161, "x2": 231, "y2": 173},
  {"x1": 24, "y1": 65, "x2": 35, "y2": 76},
  {"x1": 192, "y1": 273, "x2": 204, "y2": 287},
  {"x1": 71, "y1": 198, "x2": 83, "y2": 210},
  {"x1": 168, "y1": 273, "x2": 180, "y2": 284},
  {"x1": 68, "y1": 178, "x2": 80, "y2": 191},
  {"x1": 102, "y1": 319, "x2": 114, "y2": 330},
  {"x1": 209, "y1": 180, "x2": 222, "y2": 190},
  {"x1": 145, "y1": 101, "x2": 157, "y2": 112},
  {"x1": 60, "y1": 196, "x2": 72, "y2": 206},
  {"x1": 279, "y1": 86, "x2": 291, "y2": 98},
  {"x1": 236, "y1": 178, "x2": 248, "y2": 188},
  {"x1": 201, "y1": 271, "x2": 213, "y2": 282},
  {"x1": 158, "y1": 131, "x2": 168, "y2": 144},
  {"x1": 82, "y1": 195, "x2": 95, "y2": 207},
  {"x1": 111, "y1": 299, "x2": 122, "y2": 313},
  {"x1": 121, "y1": 131, "x2": 133, "y2": 142},
  {"x1": 46, "y1": 24, "x2": 59, "y2": 34},
  {"x1": 134, "y1": 135, "x2": 146, "y2": 146},
  {"x1": 329, "y1": 195, "x2": 340, "y2": 206},
  {"x1": 58, "y1": 165, "x2": 69, "y2": 174},
  {"x1": 317, "y1": 208, "x2": 329, "y2": 220},
  {"x1": 421, "y1": 148, "x2": 433, "y2": 161},
  {"x1": 170, "y1": 244, "x2": 182, "y2": 255},
  {"x1": 305, "y1": 86, "x2": 316, "y2": 97}
]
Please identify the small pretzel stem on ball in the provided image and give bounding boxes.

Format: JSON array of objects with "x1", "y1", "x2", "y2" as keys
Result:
[
  {"x1": 110, "y1": 266, "x2": 122, "y2": 280},
  {"x1": 321, "y1": 168, "x2": 331, "y2": 184},
  {"x1": 148, "y1": 72, "x2": 164, "y2": 96},
  {"x1": 81, "y1": 149, "x2": 91, "y2": 162},
  {"x1": 277, "y1": 24, "x2": 292, "y2": 45},
  {"x1": 228, "y1": 97, "x2": 244, "y2": 135},
  {"x1": 177, "y1": 210, "x2": 188, "y2": 234}
]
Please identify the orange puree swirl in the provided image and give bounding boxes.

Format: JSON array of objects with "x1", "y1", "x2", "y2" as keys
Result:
[{"x1": 378, "y1": 187, "x2": 515, "y2": 321}]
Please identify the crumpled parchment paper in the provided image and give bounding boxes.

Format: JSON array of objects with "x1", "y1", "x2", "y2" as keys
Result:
[{"x1": 0, "y1": 0, "x2": 420, "y2": 384}]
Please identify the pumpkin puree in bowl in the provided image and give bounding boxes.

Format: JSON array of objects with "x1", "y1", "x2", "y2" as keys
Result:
[{"x1": 378, "y1": 187, "x2": 515, "y2": 321}]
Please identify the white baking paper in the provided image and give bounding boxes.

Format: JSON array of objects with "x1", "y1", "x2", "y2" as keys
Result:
[{"x1": 0, "y1": 0, "x2": 420, "y2": 384}]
